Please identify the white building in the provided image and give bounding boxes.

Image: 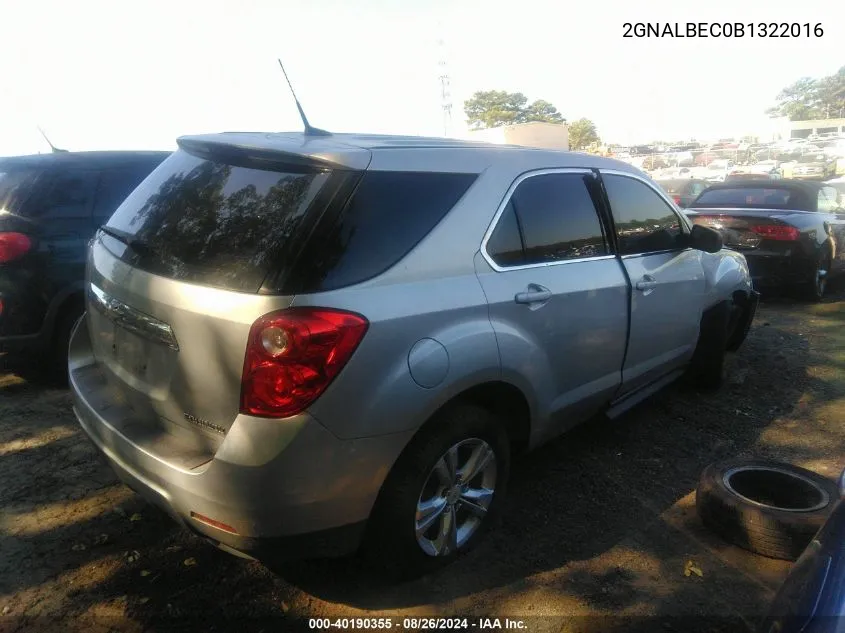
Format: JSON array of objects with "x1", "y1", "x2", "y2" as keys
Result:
[{"x1": 463, "y1": 122, "x2": 569, "y2": 150}]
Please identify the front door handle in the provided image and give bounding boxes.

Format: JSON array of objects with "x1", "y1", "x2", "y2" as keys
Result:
[
  {"x1": 635, "y1": 275, "x2": 658, "y2": 292},
  {"x1": 515, "y1": 284, "x2": 552, "y2": 305}
]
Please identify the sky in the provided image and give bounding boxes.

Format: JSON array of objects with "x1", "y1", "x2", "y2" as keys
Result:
[{"x1": 0, "y1": 0, "x2": 842, "y2": 156}]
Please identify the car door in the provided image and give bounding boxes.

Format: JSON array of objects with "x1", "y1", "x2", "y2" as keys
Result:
[
  {"x1": 475, "y1": 169, "x2": 629, "y2": 442},
  {"x1": 599, "y1": 171, "x2": 707, "y2": 396},
  {"x1": 30, "y1": 168, "x2": 98, "y2": 297}
]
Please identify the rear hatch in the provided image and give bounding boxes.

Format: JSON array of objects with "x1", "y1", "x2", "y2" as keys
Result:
[{"x1": 82, "y1": 136, "x2": 369, "y2": 460}]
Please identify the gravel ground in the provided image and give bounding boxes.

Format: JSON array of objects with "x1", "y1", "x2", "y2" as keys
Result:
[{"x1": 1, "y1": 284, "x2": 845, "y2": 633}]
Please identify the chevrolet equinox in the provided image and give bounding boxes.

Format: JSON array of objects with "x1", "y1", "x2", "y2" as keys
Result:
[{"x1": 69, "y1": 132, "x2": 758, "y2": 575}]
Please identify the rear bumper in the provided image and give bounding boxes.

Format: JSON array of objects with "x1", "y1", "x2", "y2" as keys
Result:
[
  {"x1": 69, "y1": 318, "x2": 414, "y2": 560},
  {"x1": 743, "y1": 252, "x2": 816, "y2": 287}
]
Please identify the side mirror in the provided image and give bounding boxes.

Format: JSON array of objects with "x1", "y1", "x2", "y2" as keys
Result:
[{"x1": 689, "y1": 224, "x2": 723, "y2": 253}]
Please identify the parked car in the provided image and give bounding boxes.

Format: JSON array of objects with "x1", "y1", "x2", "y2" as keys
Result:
[
  {"x1": 69, "y1": 132, "x2": 757, "y2": 575},
  {"x1": 703, "y1": 159, "x2": 735, "y2": 182},
  {"x1": 749, "y1": 159, "x2": 783, "y2": 177},
  {"x1": 655, "y1": 178, "x2": 710, "y2": 208},
  {"x1": 762, "y1": 466, "x2": 845, "y2": 633},
  {"x1": 0, "y1": 151, "x2": 169, "y2": 375},
  {"x1": 686, "y1": 181, "x2": 845, "y2": 299},
  {"x1": 694, "y1": 151, "x2": 720, "y2": 166},
  {"x1": 792, "y1": 151, "x2": 838, "y2": 180}
]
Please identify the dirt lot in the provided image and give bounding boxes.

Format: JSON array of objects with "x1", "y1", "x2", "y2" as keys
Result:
[{"x1": 2, "y1": 286, "x2": 845, "y2": 633}]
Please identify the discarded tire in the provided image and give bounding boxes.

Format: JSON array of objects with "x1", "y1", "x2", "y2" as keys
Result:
[{"x1": 696, "y1": 459, "x2": 839, "y2": 561}]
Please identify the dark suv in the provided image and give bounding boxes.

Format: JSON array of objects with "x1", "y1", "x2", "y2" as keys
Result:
[{"x1": 0, "y1": 151, "x2": 169, "y2": 375}]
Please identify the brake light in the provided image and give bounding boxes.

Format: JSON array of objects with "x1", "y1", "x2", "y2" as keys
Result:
[
  {"x1": 672, "y1": 195, "x2": 682, "y2": 205},
  {"x1": 750, "y1": 225, "x2": 800, "y2": 241},
  {"x1": 240, "y1": 307, "x2": 369, "y2": 418},
  {"x1": 0, "y1": 232, "x2": 32, "y2": 263}
]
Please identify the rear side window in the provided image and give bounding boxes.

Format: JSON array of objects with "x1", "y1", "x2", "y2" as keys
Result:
[
  {"x1": 486, "y1": 202, "x2": 524, "y2": 267},
  {"x1": 0, "y1": 169, "x2": 43, "y2": 214},
  {"x1": 36, "y1": 170, "x2": 98, "y2": 218},
  {"x1": 93, "y1": 160, "x2": 166, "y2": 221},
  {"x1": 105, "y1": 151, "x2": 332, "y2": 293},
  {"x1": 291, "y1": 171, "x2": 477, "y2": 292},
  {"x1": 602, "y1": 174, "x2": 685, "y2": 256},
  {"x1": 486, "y1": 172, "x2": 608, "y2": 267}
]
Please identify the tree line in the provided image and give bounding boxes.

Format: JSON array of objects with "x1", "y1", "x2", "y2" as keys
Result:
[
  {"x1": 463, "y1": 90, "x2": 599, "y2": 150},
  {"x1": 766, "y1": 65, "x2": 845, "y2": 121}
]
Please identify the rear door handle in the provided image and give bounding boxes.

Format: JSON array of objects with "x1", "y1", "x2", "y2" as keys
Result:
[
  {"x1": 635, "y1": 276, "x2": 658, "y2": 291},
  {"x1": 515, "y1": 284, "x2": 552, "y2": 305}
]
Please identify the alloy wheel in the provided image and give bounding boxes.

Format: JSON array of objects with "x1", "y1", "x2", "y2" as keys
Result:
[{"x1": 415, "y1": 438, "x2": 497, "y2": 557}]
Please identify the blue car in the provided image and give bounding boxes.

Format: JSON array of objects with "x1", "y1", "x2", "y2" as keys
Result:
[{"x1": 763, "y1": 468, "x2": 845, "y2": 632}]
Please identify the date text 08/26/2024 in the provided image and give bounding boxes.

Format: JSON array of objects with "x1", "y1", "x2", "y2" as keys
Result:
[
  {"x1": 308, "y1": 618, "x2": 527, "y2": 630},
  {"x1": 623, "y1": 22, "x2": 824, "y2": 38}
]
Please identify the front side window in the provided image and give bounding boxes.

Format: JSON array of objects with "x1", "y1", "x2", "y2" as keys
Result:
[
  {"x1": 486, "y1": 172, "x2": 608, "y2": 267},
  {"x1": 602, "y1": 174, "x2": 685, "y2": 256}
]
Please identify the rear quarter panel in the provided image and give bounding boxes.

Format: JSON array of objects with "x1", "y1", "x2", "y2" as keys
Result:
[{"x1": 293, "y1": 276, "x2": 501, "y2": 441}]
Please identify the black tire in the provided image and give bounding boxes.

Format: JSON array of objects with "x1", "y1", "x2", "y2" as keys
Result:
[
  {"x1": 47, "y1": 306, "x2": 84, "y2": 385},
  {"x1": 696, "y1": 459, "x2": 838, "y2": 561},
  {"x1": 686, "y1": 301, "x2": 730, "y2": 389},
  {"x1": 363, "y1": 404, "x2": 510, "y2": 579},
  {"x1": 726, "y1": 291, "x2": 758, "y2": 353},
  {"x1": 801, "y1": 251, "x2": 832, "y2": 302}
]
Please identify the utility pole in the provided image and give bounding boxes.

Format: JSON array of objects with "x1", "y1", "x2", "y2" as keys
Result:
[{"x1": 436, "y1": 20, "x2": 453, "y2": 138}]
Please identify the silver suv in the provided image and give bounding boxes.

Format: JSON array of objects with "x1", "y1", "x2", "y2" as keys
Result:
[{"x1": 69, "y1": 132, "x2": 758, "y2": 575}]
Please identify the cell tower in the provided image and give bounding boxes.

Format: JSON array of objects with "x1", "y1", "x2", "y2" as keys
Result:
[{"x1": 436, "y1": 22, "x2": 453, "y2": 137}]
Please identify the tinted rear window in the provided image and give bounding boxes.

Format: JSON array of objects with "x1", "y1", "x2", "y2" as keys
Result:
[
  {"x1": 693, "y1": 187, "x2": 808, "y2": 209},
  {"x1": 287, "y1": 171, "x2": 477, "y2": 293},
  {"x1": 105, "y1": 151, "x2": 332, "y2": 293}
]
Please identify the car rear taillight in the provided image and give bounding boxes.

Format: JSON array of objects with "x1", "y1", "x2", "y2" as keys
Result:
[
  {"x1": 0, "y1": 232, "x2": 32, "y2": 263},
  {"x1": 750, "y1": 225, "x2": 800, "y2": 241},
  {"x1": 672, "y1": 195, "x2": 682, "y2": 205},
  {"x1": 240, "y1": 307, "x2": 369, "y2": 418}
]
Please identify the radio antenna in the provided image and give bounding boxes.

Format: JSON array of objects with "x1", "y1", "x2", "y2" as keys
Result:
[
  {"x1": 277, "y1": 59, "x2": 331, "y2": 137},
  {"x1": 37, "y1": 126, "x2": 69, "y2": 153}
]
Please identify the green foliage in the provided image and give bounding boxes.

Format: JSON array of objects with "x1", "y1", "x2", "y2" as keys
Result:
[
  {"x1": 464, "y1": 90, "x2": 564, "y2": 129},
  {"x1": 767, "y1": 67, "x2": 845, "y2": 121},
  {"x1": 568, "y1": 118, "x2": 600, "y2": 151}
]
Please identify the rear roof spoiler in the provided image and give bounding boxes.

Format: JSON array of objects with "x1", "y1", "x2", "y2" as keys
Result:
[{"x1": 176, "y1": 133, "x2": 371, "y2": 171}]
